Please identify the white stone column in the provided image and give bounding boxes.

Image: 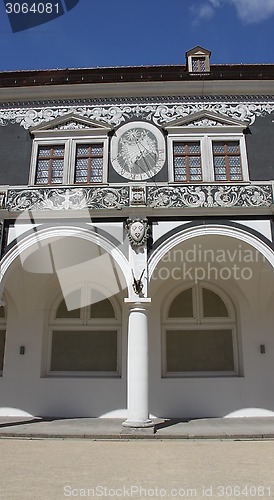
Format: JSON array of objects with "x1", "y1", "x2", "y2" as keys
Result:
[{"x1": 122, "y1": 298, "x2": 154, "y2": 428}]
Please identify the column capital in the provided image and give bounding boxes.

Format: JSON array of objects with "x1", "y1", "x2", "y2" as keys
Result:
[{"x1": 124, "y1": 298, "x2": 151, "y2": 307}]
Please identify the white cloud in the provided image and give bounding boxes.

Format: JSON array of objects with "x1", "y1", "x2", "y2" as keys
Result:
[
  {"x1": 209, "y1": 0, "x2": 222, "y2": 6},
  {"x1": 192, "y1": 0, "x2": 274, "y2": 24},
  {"x1": 194, "y1": 4, "x2": 215, "y2": 20},
  {"x1": 190, "y1": 0, "x2": 222, "y2": 23},
  {"x1": 230, "y1": 0, "x2": 274, "y2": 24}
]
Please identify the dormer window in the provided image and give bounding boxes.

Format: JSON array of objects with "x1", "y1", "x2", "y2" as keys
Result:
[
  {"x1": 186, "y1": 46, "x2": 211, "y2": 73},
  {"x1": 192, "y1": 57, "x2": 206, "y2": 73}
]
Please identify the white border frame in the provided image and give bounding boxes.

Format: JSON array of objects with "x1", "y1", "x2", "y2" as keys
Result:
[
  {"x1": 167, "y1": 130, "x2": 249, "y2": 183},
  {"x1": 46, "y1": 286, "x2": 122, "y2": 378},
  {"x1": 69, "y1": 137, "x2": 109, "y2": 185},
  {"x1": 29, "y1": 134, "x2": 109, "y2": 186},
  {"x1": 29, "y1": 139, "x2": 70, "y2": 185},
  {"x1": 47, "y1": 326, "x2": 121, "y2": 378}
]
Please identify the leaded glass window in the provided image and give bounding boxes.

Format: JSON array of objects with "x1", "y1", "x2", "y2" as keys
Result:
[
  {"x1": 173, "y1": 142, "x2": 202, "y2": 182},
  {"x1": 192, "y1": 57, "x2": 206, "y2": 72},
  {"x1": 74, "y1": 144, "x2": 103, "y2": 184},
  {"x1": 213, "y1": 141, "x2": 243, "y2": 181},
  {"x1": 35, "y1": 145, "x2": 65, "y2": 184}
]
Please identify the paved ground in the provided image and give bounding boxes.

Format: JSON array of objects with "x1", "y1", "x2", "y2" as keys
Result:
[
  {"x1": 1, "y1": 416, "x2": 274, "y2": 439},
  {"x1": 1, "y1": 439, "x2": 274, "y2": 500}
]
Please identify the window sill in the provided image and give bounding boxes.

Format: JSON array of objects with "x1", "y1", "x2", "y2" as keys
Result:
[
  {"x1": 167, "y1": 181, "x2": 250, "y2": 185},
  {"x1": 42, "y1": 372, "x2": 121, "y2": 379},
  {"x1": 161, "y1": 374, "x2": 243, "y2": 380}
]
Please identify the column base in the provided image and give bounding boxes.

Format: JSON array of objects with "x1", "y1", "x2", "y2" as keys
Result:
[
  {"x1": 122, "y1": 419, "x2": 155, "y2": 429},
  {"x1": 122, "y1": 419, "x2": 155, "y2": 435}
]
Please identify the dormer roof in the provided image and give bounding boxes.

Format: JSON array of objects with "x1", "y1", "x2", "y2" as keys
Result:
[{"x1": 186, "y1": 46, "x2": 211, "y2": 58}]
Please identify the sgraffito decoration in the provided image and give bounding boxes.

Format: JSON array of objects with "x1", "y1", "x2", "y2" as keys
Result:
[{"x1": 1, "y1": 99, "x2": 274, "y2": 129}]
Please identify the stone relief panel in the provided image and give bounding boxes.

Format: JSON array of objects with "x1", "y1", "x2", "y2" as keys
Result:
[
  {"x1": 7, "y1": 187, "x2": 129, "y2": 211},
  {"x1": 5, "y1": 184, "x2": 273, "y2": 211},
  {"x1": 147, "y1": 185, "x2": 273, "y2": 208}
]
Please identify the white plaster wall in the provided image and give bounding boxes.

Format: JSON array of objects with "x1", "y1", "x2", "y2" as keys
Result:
[
  {"x1": 232, "y1": 220, "x2": 272, "y2": 242},
  {"x1": 148, "y1": 233, "x2": 274, "y2": 419},
  {"x1": 0, "y1": 247, "x2": 128, "y2": 418},
  {"x1": 1, "y1": 227, "x2": 274, "y2": 419}
]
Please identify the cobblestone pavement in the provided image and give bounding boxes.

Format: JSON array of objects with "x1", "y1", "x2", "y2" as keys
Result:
[{"x1": 1, "y1": 439, "x2": 274, "y2": 500}]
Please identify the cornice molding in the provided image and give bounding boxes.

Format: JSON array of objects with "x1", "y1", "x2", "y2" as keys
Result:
[
  {"x1": 1, "y1": 79, "x2": 274, "y2": 102},
  {"x1": 2, "y1": 95, "x2": 274, "y2": 108}
]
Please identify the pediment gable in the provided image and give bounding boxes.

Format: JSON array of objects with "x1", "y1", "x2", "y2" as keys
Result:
[
  {"x1": 186, "y1": 46, "x2": 211, "y2": 57},
  {"x1": 30, "y1": 113, "x2": 112, "y2": 133},
  {"x1": 162, "y1": 111, "x2": 249, "y2": 129}
]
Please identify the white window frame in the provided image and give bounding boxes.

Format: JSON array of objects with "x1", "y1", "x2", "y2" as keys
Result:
[
  {"x1": 29, "y1": 134, "x2": 109, "y2": 186},
  {"x1": 44, "y1": 287, "x2": 121, "y2": 378},
  {"x1": 167, "y1": 129, "x2": 249, "y2": 183},
  {"x1": 162, "y1": 282, "x2": 240, "y2": 378}
]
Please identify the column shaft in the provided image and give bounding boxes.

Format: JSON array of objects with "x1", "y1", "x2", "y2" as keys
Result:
[{"x1": 123, "y1": 301, "x2": 153, "y2": 428}]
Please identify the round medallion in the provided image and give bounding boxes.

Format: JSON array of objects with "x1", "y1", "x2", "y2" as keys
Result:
[{"x1": 110, "y1": 121, "x2": 165, "y2": 180}]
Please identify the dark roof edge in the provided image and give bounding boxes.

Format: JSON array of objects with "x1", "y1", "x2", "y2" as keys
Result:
[{"x1": 1, "y1": 63, "x2": 274, "y2": 88}]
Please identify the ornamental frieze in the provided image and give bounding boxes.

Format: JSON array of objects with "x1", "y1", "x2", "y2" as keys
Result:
[
  {"x1": 1, "y1": 99, "x2": 274, "y2": 129},
  {"x1": 7, "y1": 187, "x2": 130, "y2": 211},
  {"x1": 5, "y1": 184, "x2": 272, "y2": 211},
  {"x1": 147, "y1": 185, "x2": 273, "y2": 209}
]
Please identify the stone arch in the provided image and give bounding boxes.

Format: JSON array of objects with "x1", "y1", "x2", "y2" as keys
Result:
[
  {"x1": 0, "y1": 225, "x2": 132, "y2": 300},
  {"x1": 148, "y1": 223, "x2": 274, "y2": 281}
]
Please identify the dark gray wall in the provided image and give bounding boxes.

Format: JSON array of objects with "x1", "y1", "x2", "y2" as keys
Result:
[
  {"x1": 246, "y1": 114, "x2": 274, "y2": 180},
  {"x1": 1, "y1": 114, "x2": 274, "y2": 187},
  {"x1": 0, "y1": 123, "x2": 32, "y2": 185}
]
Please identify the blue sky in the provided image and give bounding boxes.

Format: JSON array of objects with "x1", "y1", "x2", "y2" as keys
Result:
[{"x1": 0, "y1": 0, "x2": 274, "y2": 71}]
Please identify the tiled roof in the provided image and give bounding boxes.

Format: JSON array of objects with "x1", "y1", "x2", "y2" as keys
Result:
[{"x1": 0, "y1": 64, "x2": 274, "y2": 87}]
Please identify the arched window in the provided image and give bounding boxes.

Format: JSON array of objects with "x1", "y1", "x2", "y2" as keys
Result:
[
  {"x1": 47, "y1": 288, "x2": 120, "y2": 376},
  {"x1": 0, "y1": 304, "x2": 6, "y2": 376},
  {"x1": 162, "y1": 283, "x2": 239, "y2": 376}
]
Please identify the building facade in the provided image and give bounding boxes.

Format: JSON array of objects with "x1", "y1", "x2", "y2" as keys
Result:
[{"x1": 0, "y1": 47, "x2": 274, "y2": 427}]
